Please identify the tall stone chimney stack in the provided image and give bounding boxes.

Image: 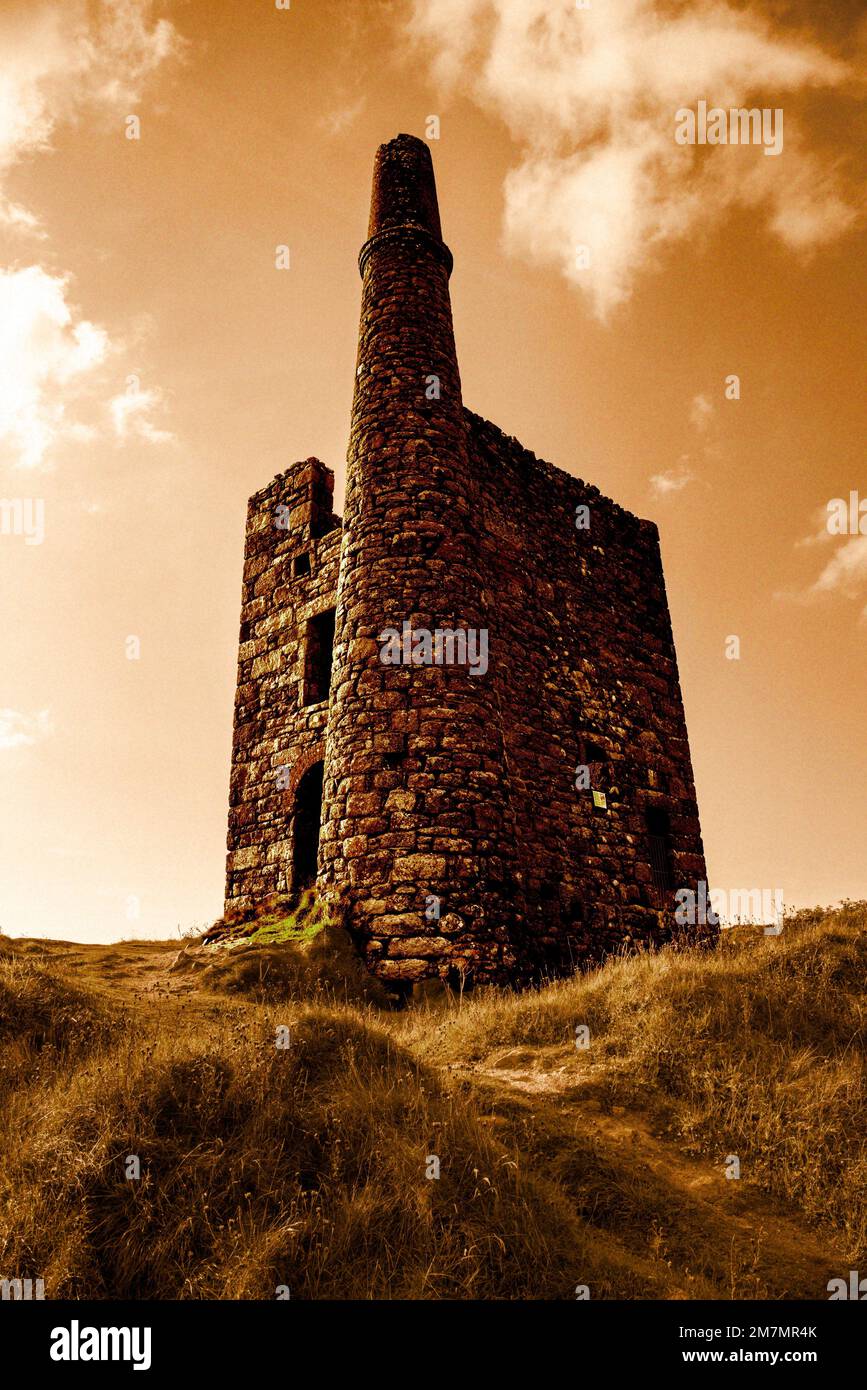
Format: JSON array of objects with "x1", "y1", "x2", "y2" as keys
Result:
[{"x1": 319, "y1": 135, "x2": 525, "y2": 989}]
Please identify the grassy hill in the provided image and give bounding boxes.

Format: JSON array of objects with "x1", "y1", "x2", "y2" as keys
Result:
[{"x1": 0, "y1": 901, "x2": 864, "y2": 1299}]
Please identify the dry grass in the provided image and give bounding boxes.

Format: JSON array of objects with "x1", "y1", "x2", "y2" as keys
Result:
[
  {"x1": 0, "y1": 946, "x2": 124, "y2": 1099},
  {"x1": 399, "y1": 901, "x2": 867, "y2": 1257},
  {"x1": 0, "y1": 901, "x2": 863, "y2": 1299},
  {"x1": 174, "y1": 927, "x2": 391, "y2": 1009},
  {"x1": 0, "y1": 994, "x2": 645, "y2": 1299}
]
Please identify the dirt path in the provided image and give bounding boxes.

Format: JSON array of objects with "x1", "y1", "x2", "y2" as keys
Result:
[
  {"x1": 16, "y1": 937, "x2": 232, "y2": 1017},
  {"x1": 453, "y1": 1043, "x2": 846, "y2": 1300}
]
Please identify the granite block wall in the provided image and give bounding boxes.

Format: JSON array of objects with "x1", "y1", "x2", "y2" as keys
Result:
[
  {"x1": 225, "y1": 459, "x2": 341, "y2": 909},
  {"x1": 224, "y1": 135, "x2": 715, "y2": 987}
]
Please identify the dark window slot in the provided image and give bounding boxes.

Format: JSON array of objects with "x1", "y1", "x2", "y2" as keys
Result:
[
  {"x1": 302, "y1": 609, "x2": 336, "y2": 706},
  {"x1": 645, "y1": 806, "x2": 674, "y2": 901}
]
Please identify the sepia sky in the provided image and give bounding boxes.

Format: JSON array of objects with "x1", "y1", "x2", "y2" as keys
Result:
[{"x1": 1, "y1": 0, "x2": 865, "y2": 942}]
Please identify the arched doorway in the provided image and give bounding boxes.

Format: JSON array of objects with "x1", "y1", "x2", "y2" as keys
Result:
[{"x1": 293, "y1": 760, "x2": 324, "y2": 889}]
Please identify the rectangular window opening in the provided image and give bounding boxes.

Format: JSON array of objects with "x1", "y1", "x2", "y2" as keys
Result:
[
  {"x1": 582, "y1": 738, "x2": 606, "y2": 764},
  {"x1": 302, "y1": 608, "x2": 336, "y2": 707}
]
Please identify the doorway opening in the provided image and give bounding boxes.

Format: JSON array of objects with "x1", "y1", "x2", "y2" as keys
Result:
[
  {"x1": 293, "y1": 760, "x2": 324, "y2": 889},
  {"x1": 645, "y1": 806, "x2": 674, "y2": 904}
]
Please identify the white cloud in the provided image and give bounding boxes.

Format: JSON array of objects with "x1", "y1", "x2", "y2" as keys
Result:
[
  {"x1": 0, "y1": 1, "x2": 183, "y2": 196},
  {"x1": 320, "y1": 97, "x2": 366, "y2": 137},
  {"x1": 650, "y1": 459, "x2": 695, "y2": 495},
  {"x1": 0, "y1": 707, "x2": 53, "y2": 751},
  {"x1": 0, "y1": 200, "x2": 45, "y2": 236},
  {"x1": 0, "y1": 266, "x2": 108, "y2": 468},
  {"x1": 649, "y1": 394, "x2": 720, "y2": 495},
  {"x1": 109, "y1": 378, "x2": 174, "y2": 445},
  {"x1": 781, "y1": 517, "x2": 867, "y2": 618},
  {"x1": 0, "y1": 3, "x2": 182, "y2": 465},
  {"x1": 810, "y1": 537, "x2": 867, "y2": 599},
  {"x1": 690, "y1": 393, "x2": 714, "y2": 432},
  {"x1": 408, "y1": 0, "x2": 856, "y2": 317}
]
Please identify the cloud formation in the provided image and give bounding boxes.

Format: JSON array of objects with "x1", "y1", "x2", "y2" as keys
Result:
[
  {"x1": 0, "y1": 2, "x2": 182, "y2": 466},
  {"x1": 0, "y1": 0, "x2": 182, "y2": 208},
  {"x1": 810, "y1": 536, "x2": 867, "y2": 600},
  {"x1": 110, "y1": 377, "x2": 174, "y2": 445},
  {"x1": 0, "y1": 267, "x2": 108, "y2": 468},
  {"x1": 320, "y1": 96, "x2": 367, "y2": 137},
  {"x1": 690, "y1": 393, "x2": 714, "y2": 433},
  {"x1": 0, "y1": 707, "x2": 53, "y2": 751},
  {"x1": 650, "y1": 459, "x2": 695, "y2": 495},
  {"x1": 408, "y1": 0, "x2": 857, "y2": 317},
  {"x1": 783, "y1": 504, "x2": 867, "y2": 623}
]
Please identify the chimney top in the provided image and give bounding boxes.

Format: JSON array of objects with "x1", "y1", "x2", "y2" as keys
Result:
[{"x1": 367, "y1": 134, "x2": 443, "y2": 242}]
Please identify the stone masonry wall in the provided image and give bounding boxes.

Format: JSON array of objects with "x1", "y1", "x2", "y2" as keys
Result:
[
  {"x1": 466, "y1": 411, "x2": 712, "y2": 973},
  {"x1": 225, "y1": 458, "x2": 341, "y2": 909}
]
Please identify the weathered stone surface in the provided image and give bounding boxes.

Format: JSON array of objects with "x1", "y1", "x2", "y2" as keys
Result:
[
  {"x1": 377, "y1": 958, "x2": 429, "y2": 982},
  {"x1": 386, "y1": 936, "x2": 451, "y2": 958},
  {"x1": 224, "y1": 134, "x2": 715, "y2": 986},
  {"x1": 393, "y1": 854, "x2": 447, "y2": 882}
]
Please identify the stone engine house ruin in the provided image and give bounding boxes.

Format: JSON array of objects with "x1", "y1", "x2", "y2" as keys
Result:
[{"x1": 225, "y1": 135, "x2": 714, "y2": 991}]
